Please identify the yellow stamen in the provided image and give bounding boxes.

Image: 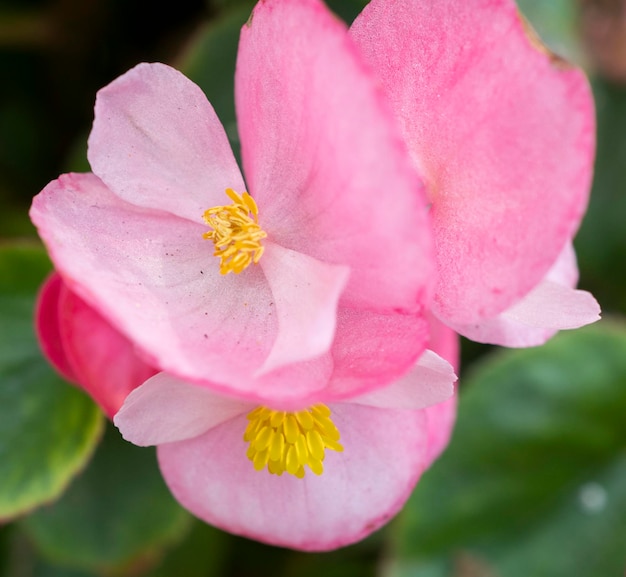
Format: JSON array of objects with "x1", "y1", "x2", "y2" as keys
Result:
[
  {"x1": 203, "y1": 188, "x2": 267, "y2": 275},
  {"x1": 243, "y1": 404, "x2": 343, "y2": 478}
]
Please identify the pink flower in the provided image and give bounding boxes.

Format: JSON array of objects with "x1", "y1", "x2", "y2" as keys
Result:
[
  {"x1": 36, "y1": 273, "x2": 157, "y2": 418},
  {"x1": 114, "y1": 317, "x2": 458, "y2": 551},
  {"x1": 350, "y1": 0, "x2": 601, "y2": 346},
  {"x1": 37, "y1": 270, "x2": 457, "y2": 550},
  {"x1": 30, "y1": 0, "x2": 436, "y2": 409}
]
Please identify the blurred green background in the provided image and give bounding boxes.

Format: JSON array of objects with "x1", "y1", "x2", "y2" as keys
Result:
[{"x1": 1, "y1": 0, "x2": 625, "y2": 575}]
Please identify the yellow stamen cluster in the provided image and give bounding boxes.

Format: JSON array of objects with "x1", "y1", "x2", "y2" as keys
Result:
[
  {"x1": 244, "y1": 404, "x2": 343, "y2": 478},
  {"x1": 203, "y1": 189, "x2": 267, "y2": 275}
]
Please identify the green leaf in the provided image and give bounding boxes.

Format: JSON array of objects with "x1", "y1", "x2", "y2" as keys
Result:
[
  {"x1": 575, "y1": 80, "x2": 626, "y2": 314},
  {"x1": 21, "y1": 423, "x2": 191, "y2": 574},
  {"x1": 516, "y1": 0, "x2": 583, "y2": 65},
  {"x1": 389, "y1": 321, "x2": 626, "y2": 577},
  {"x1": 0, "y1": 243, "x2": 103, "y2": 521},
  {"x1": 146, "y1": 520, "x2": 229, "y2": 577},
  {"x1": 2, "y1": 526, "x2": 96, "y2": 577},
  {"x1": 281, "y1": 534, "x2": 381, "y2": 577},
  {"x1": 325, "y1": 0, "x2": 368, "y2": 24},
  {"x1": 31, "y1": 564, "x2": 95, "y2": 577},
  {"x1": 205, "y1": 525, "x2": 383, "y2": 577},
  {"x1": 0, "y1": 205, "x2": 38, "y2": 240},
  {"x1": 209, "y1": 0, "x2": 254, "y2": 12},
  {"x1": 0, "y1": 242, "x2": 53, "y2": 294}
]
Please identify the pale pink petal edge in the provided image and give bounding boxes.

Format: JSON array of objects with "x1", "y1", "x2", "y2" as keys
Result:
[
  {"x1": 114, "y1": 373, "x2": 252, "y2": 446},
  {"x1": 353, "y1": 349, "x2": 456, "y2": 410}
]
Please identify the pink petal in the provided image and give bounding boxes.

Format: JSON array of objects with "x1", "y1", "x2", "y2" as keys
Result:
[
  {"x1": 250, "y1": 309, "x2": 433, "y2": 409},
  {"x1": 88, "y1": 62, "x2": 245, "y2": 223},
  {"x1": 30, "y1": 173, "x2": 282, "y2": 394},
  {"x1": 426, "y1": 311, "x2": 460, "y2": 372},
  {"x1": 32, "y1": 174, "x2": 345, "y2": 405},
  {"x1": 236, "y1": 0, "x2": 433, "y2": 314},
  {"x1": 258, "y1": 243, "x2": 349, "y2": 374},
  {"x1": 546, "y1": 242, "x2": 581, "y2": 287},
  {"x1": 35, "y1": 273, "x2": 77, "y2": 383},
  {"x1": 56, "y1": 281, "x2": 157, "y2": 418},
  {"x1": 353, "y1": 350, "x2": 456, "y2": 410},
  {"x1": 36, "y1": 273, "x2": 157, "y2": 418},
  {"x1": 422, "y1": 314, "x2": 459, "y2": 467},
  {"x1": 114, "y1": 373, "x2": 251, "y2": 446},
  {"x1": 157, "y1": 402, "x2": 427, "y2": 551},
  {"x1": 423, "y1": 395, "x2": 458, "y2": 469},
  {"x1": 324, "y1": 307, "x2": 430, "y2": 400},
  {"x1": 244, "y1": 354, "x2": 333, "y2": 409},
  {"x1": 351, "y1": 0, "x2": 595, "y2": 325},
  {"x1": 448, "y1": 243, "x2": 601, "y2": 346}
]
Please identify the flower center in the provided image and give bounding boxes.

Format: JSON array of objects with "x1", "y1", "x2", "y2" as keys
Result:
[
  {"x1": 203, "y1": 188, "x2": 267, "y2": 275},
  {"x1": 243, "y1": 404, "x2": 344, "y2": 478}
]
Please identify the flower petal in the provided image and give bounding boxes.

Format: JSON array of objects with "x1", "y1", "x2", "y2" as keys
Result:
[
  {"x1": 236, "y1": 0, "x2": 433, "y2": 314},
  {"x1": 247, "y1": 355, "x2": 334, "y2": 408},
  {"x1": 323, "y1": 308, "x2": 430, "y2": 401},
  {"x1": 32, "y1": 174, "x2": 345, "y2": 404},
  {"x1": 426, "y1": 312, "x2": 460, "y2": 372},
  {"x1": 251, "y1": 309, "x2": 434, "y2": 410},
  {"x1": 353, "y1": 350, "x2": 456, "y2": 410},
  {"x1": 114, "y1": 373, "x2": 251, "y2": 446},
  {"x1": 422, "y1": 314, "x2": 459, "y2": 467},
  {"x1": 258, "y1": 243, "x2": 349, "y2": 374},
  {"x1": 30, "y1": 173, "x2": 282, "y2": 392},
  {"x1": 57, "y1": 279, "x2": 157, "y2": 418},
  {"x1": 157, "y1": 402, "x2": 427, "y2": 551},
  {"x1": 35, "y1": 273, "x2": 77, "y2": 383},
  {"x1": 88, "y1": 62, "x2": 245, "y2": 223},
  {"x1": 423, "y1": 396, "x2": 458, "y2": 469},
  {"x1": 448, "y1": 243, "x2": 601, "y2": 346},
  {"x1": 504, "y1": 283, "x2": 600, "y2": 331},
  {"x1": 351, "y1": 0, "x2": 595, "y2": 324}
]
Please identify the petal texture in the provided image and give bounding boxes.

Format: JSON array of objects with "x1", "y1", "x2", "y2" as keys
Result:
[
  {"x1": 422, "y1": 314, "x2": 459, "y2": 467},
  {"x1": 158, "y1": 403, "x2": 427, "y2": 551},
  {"x1": 115, "y1": 373, "x2": 251, "y2": 446},
  {"x1": 32, "y1": 174, "x2": 348, "y2": 405},
  {"x1": 30, "y1": 173, "x2": 283, "y2": 394},
  {"x1": 57, "y1": 281, "x2": 157, "y2": 418},
  {"x1": 448, "y1": 243, "x2": 601, "y2": 346},
  {"x1": 324, "y1": 307, "x2": 430, "y2": 400},
  {"x1": 423, "y1": 395, "x2": 458, "y2": 470},
  {"x1": 351, "y1": 0, "x2": 595, "y2": 325},
  {"x1": 353, "y1": 350, "x2": 456, "y2": 410},
  {"x1": 36, "y1": 273, "x2": 157, "y2": 417},
  {"x1": 35, "y1": 273, "x2": 77, "y2": 383},
  {"x1": 237, "y1": 0, "x2": 433, "y2": 314},
  {"x1": 258, "y1": 243, "x2": 349, "y2": 374},
  {"x1": 88, "y1": 62, "x2": 245, "y2": 223}
]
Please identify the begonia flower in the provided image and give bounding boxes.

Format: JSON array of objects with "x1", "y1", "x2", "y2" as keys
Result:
[
  {"x1": 36, "y1": 272, "x2": 157, "y2": 418},
  {"x1": 37, "y1": 267, "x2": 458, "y2": 550},
  {"x1": 114, "y1": 320, "x2": 458, "y2": 551},
  {"x1": 350, "y1": 0, "x2": 601, "y2": 346},
  {"x1": 30, "y1": 0, "x2": 436, "y2": 410}
]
